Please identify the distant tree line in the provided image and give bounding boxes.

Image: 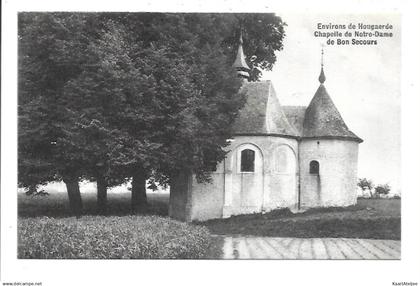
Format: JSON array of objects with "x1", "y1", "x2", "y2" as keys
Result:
[
  {"x1": 357, "y1": 178, "x2": 394, "y2": 198},
  {"x1": 18, "y1": 13, "x2": 286, "y2": 215}
]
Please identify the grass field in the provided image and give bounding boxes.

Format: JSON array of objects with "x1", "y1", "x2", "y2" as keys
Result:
[
  {"x1": 18, "y1": 191, "x2": 401, "y2": 258},
  {"x1": 19, "y1": 192, "x2": 401, "y2": 238},
  {"x1": 19, "y1": 191, "x2": 400, "y2": 219},
  {"x1": 17, "y1": 191, "x2": 217, "y2": 259},
  {"x1": 199, "y1": 198, "x2": 401, "y2": 240},
  {"x1": 19, "y1": 215, "x2": 213, "y2": 259},
  {"x1": 18, "y1": 191, "x2": 169, "y2": 218}
]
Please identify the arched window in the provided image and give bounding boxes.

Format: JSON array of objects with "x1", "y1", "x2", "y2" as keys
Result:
[
  {"x1": 309, "y1": 160, "x2": 319, "y2": 174},
  {"x1": 241, "y1": 149, "x2": 255, "y2": 172}
]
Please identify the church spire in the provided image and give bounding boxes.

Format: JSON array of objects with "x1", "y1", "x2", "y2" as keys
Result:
[
  {"x1": 318, "y1": 46, "x2": 326, "y2": 84},
  {"x1": 232, "y1": 29, "x2": 250, "y2": 79}
]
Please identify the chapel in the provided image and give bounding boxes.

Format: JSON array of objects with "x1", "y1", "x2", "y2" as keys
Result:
[{"x1": 169, "y1": 35, "x2": 363, "y2": 222}]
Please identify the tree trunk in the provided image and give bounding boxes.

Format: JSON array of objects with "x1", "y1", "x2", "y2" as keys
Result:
[
  {"x1": 131, "y1": 170, "x2": 148, "y2": 213},
  {"x1": 96, "y1": 174, "x2": 108, "y2": 214},
  {"x1": 63, "y1": 176, "x2": 83, "y2": 217}
]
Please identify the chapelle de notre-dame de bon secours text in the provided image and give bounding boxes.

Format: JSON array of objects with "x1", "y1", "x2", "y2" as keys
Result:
[{"x1": 314, "y1": 23, "x2": 394, "y2": 45}]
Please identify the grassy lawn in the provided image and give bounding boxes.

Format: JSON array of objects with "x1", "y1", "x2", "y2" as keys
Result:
[
  {"x1": 18, "y1": 191, "x2": 215, "y2": 259},
  {"x1": 199, "y1": 198, "x2": 401, "y2": 240},
  {"x1": 18, "y1": 192, "x2": 400, "y2": 259},
  {"x1": 19, "y1": 215, "x2": 212, "y2": 259},
  {"x1": 18, "y1": 191, "x2": 169, "y2": 218}
]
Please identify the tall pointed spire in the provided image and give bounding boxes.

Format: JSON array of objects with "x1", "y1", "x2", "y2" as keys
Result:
[
  {"x1": 232, "y1": 29, "x2": 250, "y2": 79},
  {"x1": 318, "y1": 46, "x2": 326, "y2": 84},
  {"x1": 304, "y1": 46, "x2": 363, "y2": 143}
]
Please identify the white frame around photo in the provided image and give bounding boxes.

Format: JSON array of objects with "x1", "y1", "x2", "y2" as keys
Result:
[{"x1": 1, "y1": 0, "x2": 420, "y2": 286}]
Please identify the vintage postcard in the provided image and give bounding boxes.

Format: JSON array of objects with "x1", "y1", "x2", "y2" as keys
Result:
[{"x1": 1, "y1": 1, "x2": 419, "y2": 286}]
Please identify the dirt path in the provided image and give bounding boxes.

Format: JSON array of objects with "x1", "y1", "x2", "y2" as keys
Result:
[{"x1": 220, "y1": 236, "x2": 400, "y2": 259}]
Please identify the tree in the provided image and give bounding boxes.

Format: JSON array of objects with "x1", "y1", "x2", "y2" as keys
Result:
[
  {"x1": 357, "y1": 178, "x2": 374, "y2": 198},
  {"x1": 18, "y1": 13, "x2": 107, "y2": 215},
  {"x1": 106, "y1": 13, "x2": 286, "y2": 180},
  {"x1": 18, "y1": 13, "x2": 286, "y2": 214},
  {"x1": 374, "y1": 184, "x2": 391, "y2": 197},
  {"x1": 66, "y1": 18, "x2": 244, "y2": 211},
  {"x1": 112, "y1": 13, "x2": 285, "y2": 81}
]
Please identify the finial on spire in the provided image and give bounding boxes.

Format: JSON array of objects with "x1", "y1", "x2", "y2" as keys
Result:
[
  {"x1": 318, "y1": 45, "x2": 326, "y2": 84},
  {"x1": 232, "y1": 28, "x2": 250, "y2": 79}
]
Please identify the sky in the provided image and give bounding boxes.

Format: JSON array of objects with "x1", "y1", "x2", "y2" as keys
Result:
[{"x1": 262, "y1": 13, "x2": 401, "y2": 192}]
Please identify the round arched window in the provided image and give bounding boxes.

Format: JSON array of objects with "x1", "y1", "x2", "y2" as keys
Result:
[
  {"x1": 309, "y1": 160, "x2": 319, "y2": 174},
  {"x1": 240, "y1": 149, "x2": 255, "y2": 172}
]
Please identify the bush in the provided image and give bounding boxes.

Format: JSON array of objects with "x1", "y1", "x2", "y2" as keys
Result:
[
  {"x1": 18, "y1": 216, "x2": 212, "y2": 259},
  {"x1": 375, "y1": 184, "x2": 391, "y2": 197}
]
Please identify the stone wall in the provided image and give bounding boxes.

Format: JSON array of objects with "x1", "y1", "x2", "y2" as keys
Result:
[
  {"x1": 190, "y1": 173, "x2": 225, "y2": 221},
  {"x1": 299, "y1": 139, "x2": 359, "y2": 208},
  {"x1": 188, "y1": 135, "x2": 299, "y2": 221},
  {"x1": 169, "y1": 136, "x2": 360, "y2": 222}
]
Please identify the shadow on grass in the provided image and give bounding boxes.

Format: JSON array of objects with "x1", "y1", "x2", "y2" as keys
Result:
[
  {"x1": 201, "y1": 217, "x2": 401, "y2": 240},
  {"x1": 18, "y1": 192, "x2": 169, "y2": 218},
  {"x1": 199, "y1": 199, "x2": 401, "y2": 240}
]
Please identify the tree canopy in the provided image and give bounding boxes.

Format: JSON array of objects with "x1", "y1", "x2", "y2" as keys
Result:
[{"x1": 18, "y1": 12, "x2": 286, "y2": 213}]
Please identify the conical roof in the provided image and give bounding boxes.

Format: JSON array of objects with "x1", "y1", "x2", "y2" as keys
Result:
[
  {"x1": 232, "y1": 33, "x2": 250, "y2": 71},
  {"x1": 303, "y1": 84, "x2": 362, "y2": 142}
]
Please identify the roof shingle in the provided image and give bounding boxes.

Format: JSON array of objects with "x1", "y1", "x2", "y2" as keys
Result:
[
  {"x1": 232, "y1": 80, "x2": 362, "y2": 143},
  {"x1": 302, "y1": 84, "x2": 362, "y2": 142},
  {"x1": 232, "y1": 81, "x2": 298, "y2": 137}
]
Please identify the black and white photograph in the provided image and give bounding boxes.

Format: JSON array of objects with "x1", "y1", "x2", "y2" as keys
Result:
[{"x1": 2, "y1": 1, "x2": 420, "y2": 286}]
